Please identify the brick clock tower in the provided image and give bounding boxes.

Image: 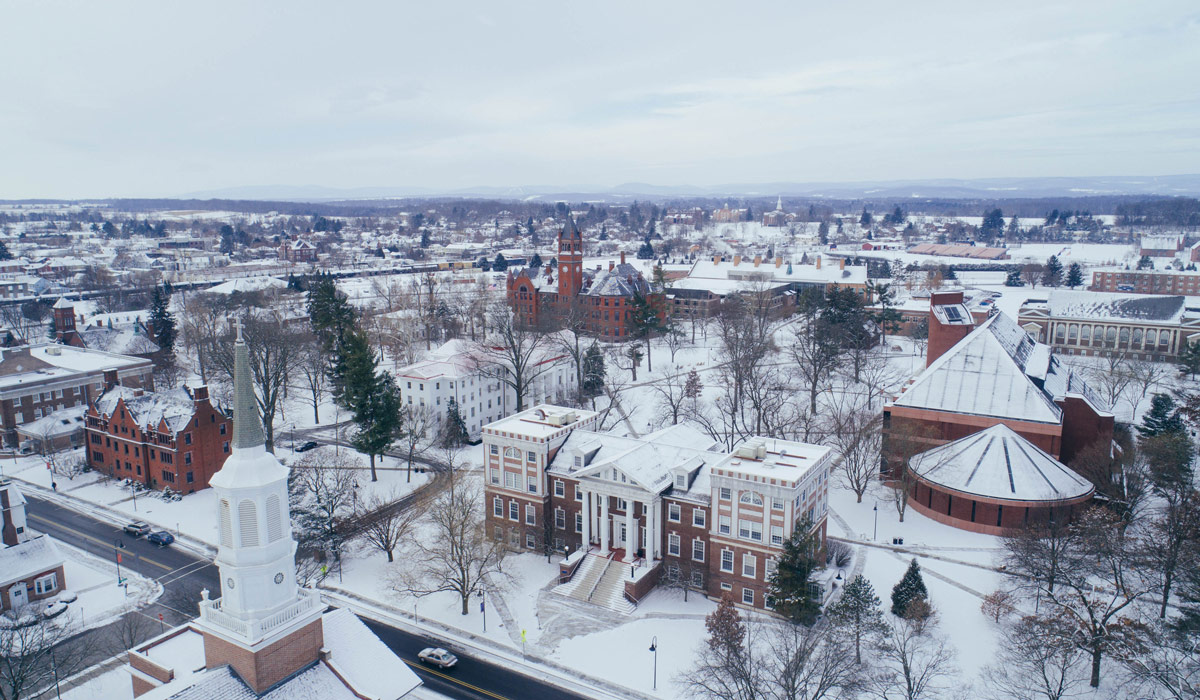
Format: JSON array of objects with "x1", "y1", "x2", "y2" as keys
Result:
[
  {"x1": 52, "y1": 297, "x2": 80, "y2": 345},
  {"x1": 558, "y1": 217, "x2": 583, "y2": 297},
  {"x1": 194, "y1": 321, "x2": 323, "y2": 695}
]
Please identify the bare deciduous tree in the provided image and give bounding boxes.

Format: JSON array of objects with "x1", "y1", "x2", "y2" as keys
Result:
[
  {"x1": 0, "y1": 613, "x2": 92, "y2": 700},
  {"x1": 356, "y1": 487, "x2": 425, "y2": 563},
  {"x1": 979, "y1": 614, "x2": 1090, "y2": 700},
  {"x1": 471, "y1": 303, "x2": 553, "y2": 413},
  {"x1": 210, "y1": 316, "x2": 305, "y2": 452},
  {"x1": 872, "y1": 613, "x2": 958, "y2": 700},
  {"x1": 829, "y1": 403, "x2": 882, "y2": 503}
]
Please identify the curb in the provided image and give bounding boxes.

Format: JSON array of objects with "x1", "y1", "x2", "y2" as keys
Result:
[{"x1": 318, "y1": 585, "x2": 661, "y2": 700}]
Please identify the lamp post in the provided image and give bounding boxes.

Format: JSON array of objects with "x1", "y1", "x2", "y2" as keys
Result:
[
  {"x1": 480, "y1": 586, "x2": 487, "y2": 633},
  {"x1": 873, "y1": 504, "x2": 878, "y2": 541},
  {"x1": 649, "y1": 636, "x2": 658, "y2": 691},
  {"x1": 113, "y1": 539, "x2": 126, "y2": 585}
]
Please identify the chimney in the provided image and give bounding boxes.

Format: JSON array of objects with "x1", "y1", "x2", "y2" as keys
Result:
[
  {"x1": 733, "y1": 255, "x2": 742, "y2": 266},
  {"x1": 620, "y1": 251, "x2": 626, "y2": 265},
  {"x1": 1, "y1": 484, "x2": 20, "y2": 547},
  {"x1": 926, "y1": 291, "x2": 975, "y2": 367},
  {"x1": 103, "y1": 369, "x2": 118, "y2": 389},
  {"x1": 133, "y1": 388, "x2": 144, "y2": 398},
  {"x1": 609, "y1": 260, "x2": 615, "y2": 271},
  {"x1": 713, "y1": 255, "x2": 720, "y2": 265},
  {"x1": 192, "y1": 385, "x2": 209, "y2": 403},
  {"x1": 839, "y1": 258, "x2": 846, "y2": 270},
  {"x1": 815, "y1": 256, "x2": 822, "y2": 269},
  {"x1": 753, "y1": 255, "x2": 762, "y2": 267},
  {"x1": 775, "y1": 257, "x2": 783, "y2": 268}
]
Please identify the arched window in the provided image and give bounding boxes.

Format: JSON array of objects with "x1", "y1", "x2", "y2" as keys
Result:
[
  {"x1": 238, "y1": 499, "x2": 259, "y2": 547},
  {"x1": 1080, "y1": 325, "x2": 1091, "y2": 343},
  {"x1": 1067, "y1": 325, "x2": 1078, "y2": 343},
  {"x1": 1119, "y1": 328, "x2": 1130, "y2": 345},
  {"x1": 739, "y1": 491, "x2": 763, "y2": 506},
  {"x1": 504, "y1": 447, "x2": 520, "y2": 459},
  {"x1": 219, "y1": 499, "x2": 232, "y2": 547},
  {"x1": 1146, "y1": 329, "x2": 1158, "y2": 346},
  {"x1": 266, "y1": 495, "x2": 283, "y2": 542}
]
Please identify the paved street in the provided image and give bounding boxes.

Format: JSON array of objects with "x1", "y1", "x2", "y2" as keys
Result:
[{"x1": 24, "y1": 495, "x2": 594, "y2": 700}]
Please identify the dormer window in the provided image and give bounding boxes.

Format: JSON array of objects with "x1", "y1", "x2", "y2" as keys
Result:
[
  {"x1": 574, "y1": 455, "x2": 582, "y2": 467},
  {"x1": 675, "y1": 474, "x2": 687, "y2": 489}
]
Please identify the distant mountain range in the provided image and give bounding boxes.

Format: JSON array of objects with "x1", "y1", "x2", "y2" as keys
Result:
[{"x1": 181, "y1": 174, "x2": 1200, "y2": 203}]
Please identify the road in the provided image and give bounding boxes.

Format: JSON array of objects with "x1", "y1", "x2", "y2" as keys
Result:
[{"x1": 23, "y1": 495, "x2": 594, "y2": 700}]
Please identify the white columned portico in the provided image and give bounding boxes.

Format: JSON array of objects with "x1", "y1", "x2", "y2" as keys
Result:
[
  {"x1": 624, "y1": 501, "x2": 637, "y2": 562},
  {"x1": 599, "y1": 493, "x2": 610, "y2": 554},
  {"x1": 581, "y1": 489, "x2": 592, "y2": 550},
  {"x1": 646, "y1": 498, "x2": 657, "y2": 561}
]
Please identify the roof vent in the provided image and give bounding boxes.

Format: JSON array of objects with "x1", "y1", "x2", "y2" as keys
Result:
[{"x1": 533, "y1": 408, "x2": 546, "y2": 420}]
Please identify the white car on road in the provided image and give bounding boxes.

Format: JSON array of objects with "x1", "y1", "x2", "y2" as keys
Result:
[{"x1": 417, "y1": 647, "x2": 458, "y2": 669}]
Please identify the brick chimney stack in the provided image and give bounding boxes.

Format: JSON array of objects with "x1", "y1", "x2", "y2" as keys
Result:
[
  {"x1": 733, "y1": 255, "x2": 742, "y2": 266},
  {"x1": 815, "y1": 256, "x2": 822, "y2": 269},
  {"x1": 926, "y1": 291, "x2": 976, "y2": 367},
  {"x1": 839, "y1": 258, "x2": 846, "y2": 270},
  {"x1": 620, "y1": 251, "x2": 626, "y2": 265}
]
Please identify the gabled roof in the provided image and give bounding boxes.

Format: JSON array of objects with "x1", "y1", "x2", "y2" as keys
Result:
[
  {"x1": 891, "y1": 312, "x2": 1064, "y2": 424},
  {"x1": 0, "y1": 535, "x2": 64, "y2": 588},
  {"x1": 583, "y1": 263, "x2": 651, "y2": 297},
  {"x1": 80, "y1": 327, "x2": 160, "y2": 356},
  {"x1": 94, "y1": 386, "x2": 199, "y2": 433},
  {"x1": 551, "y1": 423, "x2": 719, "y2": 495},
  {"x1": 909, "y1": 424, "x2": 1094, "y2": 502}
]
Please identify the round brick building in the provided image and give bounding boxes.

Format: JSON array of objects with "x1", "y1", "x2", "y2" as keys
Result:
[{"x1": 905, "y1": 424, "x2": 1095, "y2": 535}]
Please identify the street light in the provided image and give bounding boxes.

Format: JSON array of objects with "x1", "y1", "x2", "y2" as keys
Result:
[
  {"x1": 113, "y1": 539, "x2": 126, "y2": 585},
  {"x1": 873, "y1": 504, "x2": 878, "y2": 542},
  {"x1": 649, "y1": 636, "x2": 658, "y2": 691}
]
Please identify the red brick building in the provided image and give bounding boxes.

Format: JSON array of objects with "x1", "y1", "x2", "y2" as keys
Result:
[
  {"x1": 85, "y1": 385, "x2": 231, "y2": 492},
  {"x1": 278, "y1": 237, "x2": 317, "y2": 263},
  {"x1": 507, "y1": 219, "x2": 661, "y2": 340},
  {"x1": 0, "y1": 480, "x2": 65, "y2": 612},
  {"x1": 482, "y1": 405, "x2": 832, "y2": 612},
  {"x1": 1090, "y1": 269, "x2": 1200, "y2": 296}
]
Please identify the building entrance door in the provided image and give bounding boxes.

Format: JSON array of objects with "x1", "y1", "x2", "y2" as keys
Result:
[
  {"x1": 9, "y1": 583, "x2": 27, "y2": 610},
  {"x1": 617, "y1": 523, "x2": 627, "y2": 550}
]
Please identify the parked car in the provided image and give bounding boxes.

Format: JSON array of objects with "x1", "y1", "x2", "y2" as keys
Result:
[
  {"x1": 294, "y1": 441, "x2": 319, "y2": 453},
  {"x1": 57, "y1": 590, "x2": 78, "y2": 604},
  {"x1": 42, "y1": 602, "x2": 68, "y2": 619},
  {"x1": 147, "y1": 531, "x2": 175, "y2": 547},
  {"x1": 417, "y1": 647, "x2": 458, "y2": 669},
  {"x1": 123, "y1": 521, "x2": 152, "y2": 537}
]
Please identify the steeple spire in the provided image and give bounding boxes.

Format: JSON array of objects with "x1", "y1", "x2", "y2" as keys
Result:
[{"x1": 232, "y1": 321, "x2": 265, "y2": 450}]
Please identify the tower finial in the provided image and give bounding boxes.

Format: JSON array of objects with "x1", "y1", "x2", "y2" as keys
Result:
[
  {"x1": 233, "y1": 316, "x2": 245, "y2": 342},
  {"x1": 231, "y1": 321, "x2": 265, "y2": 450}
]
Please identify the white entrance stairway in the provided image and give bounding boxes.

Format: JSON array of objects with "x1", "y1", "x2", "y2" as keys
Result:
[{"x1": 552, "y1": 552, "x2": 636, "y2": 615}]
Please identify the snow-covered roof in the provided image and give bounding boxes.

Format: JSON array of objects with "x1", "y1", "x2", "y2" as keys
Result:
[
  {"x1": 321, "y1": 608, "x2": 422, "y2": 699},
  {"x1": 0, "y1": 535, "x2": 64, "y2": 588},
  {"x1": 94, "y1": 386, "x2": 199, "y2": 433},
  {"x1": 686, "y1": 258, "x2": 868, "y2": 287},
  {"x1": 583, "y1": 263, "x2": 652, "y2": 297},
  {"x1": 30, "y1": 343, "x2": 149, "y2": 372},
  {"x1": 15, "y1": 405, "x2": 87, "y2": 439},
  {"x1": 891, "y1": 312, "x2": 1081, "y2": 424},
  {"x1": 204, "y1": 276, "x2": 288, "y2": 295},
  {"x1": 910, "y1": 424, "x2": 1094, "y2": 502},
  {"x1": 551, "y1": 423, "x2": 721, "y2": 496},
  {"x1": 1023, "y1": 290, "x2": 1200, "y2": 324},
  {"x1": 485, "y1": 404, "x2": 600, "y2": 440}
]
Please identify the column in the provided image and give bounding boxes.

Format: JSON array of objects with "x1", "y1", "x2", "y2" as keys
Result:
[
  {"x1": 599, "y1": 494, "x2": 610, "y2": 554},
  {"x1": 646, "y1": 498, "x2": 657, "y2": 561},
  {"x1": 581, "y1": 489, "x2": 592, "y2": 551},
  {"x1": 625, "y1": 500, "x2": 637, "y2": 562}
]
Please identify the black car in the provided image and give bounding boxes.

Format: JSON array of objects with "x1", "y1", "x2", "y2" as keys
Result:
[{"x1": 294, "y1": 441, "x2": 319, "y2": 452}]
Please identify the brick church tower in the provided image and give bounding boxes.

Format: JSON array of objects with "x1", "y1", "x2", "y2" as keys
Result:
[
  {"x1": 557, "y1": 217, "x2": 584, "y2": 297},
  {"x1": 52, "y1": 297, "x2": 81, "y2": 346},
  {"x1": 193, "y1": 321, "x2": 323, "y2": 695}
]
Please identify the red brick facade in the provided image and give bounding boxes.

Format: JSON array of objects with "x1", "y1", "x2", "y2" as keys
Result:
[
  {"x1": 85, "y1": 386, "x2": 231, "y2": 492},
  {"x1": 907, "y1": 477, "x2": 1093, "y2": 536},
  {"x1": 201, "y1": 618, "x2": 324, "y2": 695},
  {"x1": 0, "y1": 563, "x2": 65, "y2": 612}
]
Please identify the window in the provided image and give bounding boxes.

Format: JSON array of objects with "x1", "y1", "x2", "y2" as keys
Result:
[
  {"x1": 490, "y1": 468, "x2": 499, "y2": 484},
  {"x1": 575, "y1": 513, "x2": 583, "y2": 533},
  {"x1": 490, "y1": 444, "x2": 499, "y2": 455},
  {"x1": 742, "y1": 588, "x2": 754, "y2": 605},
  {"x1": 184, "y1": 452, "x2": 192, "y2": 465},
  {"x1": 494, "y1": 497, "x2": 503, "y2": 517},
  {"x1": 526, "y1": 504, "x2": 536, "y2": 525},
  {"x1": 555, "y1": 508, "x2": 565, "y2": 529},
  {"x1": 184, "y1": 432, "x2": 192, "y2": 445},
  {"x1": 219, "y1": 423, "x2": 226, "y2": 435},
  {"x1": 719, "y1": 515, "x2": 731, "y2": 535},
  {"x1": 12, "y1": 397, "x2": 20, "y2": 407},
  {"x1": 575, "y1": 485, "x2": 582, "y2": 501},
  {"x1": 675, "y1": 474, "x2": 687, "y2": 489},
  {"x1": 526, "y1": 533, "x2": 536, "y2": 549},
  {"x1": 692, "y1": 539, "x2": 705, "y2": 562},
  {"x1": 509, "y1": 501, "x2": 519, "y2": 521},
  {"x1": 668, "y1": 503, "x2": 681, "y2": 522},
  {"x1": 771, "y1": 525, "x2": 784, "y2": 546},
  {"x1": 223, "y1": 441, "x2": 229, "y2": 453},
  {"x1": 691, "y1": 571, "x2": 704, "y2": 588},
  {"x1": 772, "y1": 499, "x2": 784, "y2": 511},
  {"x1": 162, "y1": 471, "x2": 176, "y2": 483},
  {"x1": 719, "y1": 487, "x2": 731, "y2": 500},
  {"x1": 186, "y1": 471, "x2": 194, "y2": 484},
  {"x1": 721, "y1": 549, "x2": 734, "y2": 572},
  {"x1": 504, "y1": 471, "x2": 519, "y2": 489},
  {"x1": 573, "y1": 455, "x2": 582, "y2": 467},
  {"x1": 34, "y1": 573, "x2": 57, "y2": 595},
  {"x1": 554, "y1": 480, "x2": 565, "y2": 497},
  {"x1": 739, "y1": 519, "x2": 763, "y2": 542},
  {"x1": 693, "y1": 509, "x2": 706, "y2": 528},
  {"x1": 721, "y1": 582, "x2": 733, "y2": 592},
  {"x1": 527, "y1": 476, "x2": 537, "y2": 494},
  {"x1": 739, "y1": 492, "x2": 763, "y2": 506},
  {"x1": 743, "y1": 553, "x2": 756, "y2": 578},
  {"x1": 766, "y1": 557, "x2": 778, "y2": 577},
  {"x1": 527, "y1": 451, "x2": 536, "y2": 463}
]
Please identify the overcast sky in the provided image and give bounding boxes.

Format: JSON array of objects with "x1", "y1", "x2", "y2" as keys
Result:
[{"x1": 2, "y1": 1, "x2": 1198, "y2": 198}]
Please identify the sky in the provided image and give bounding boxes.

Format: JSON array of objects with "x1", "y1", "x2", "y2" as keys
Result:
[{"x1": 2, "y1": 1, "x2": 1199, "y2": 199}]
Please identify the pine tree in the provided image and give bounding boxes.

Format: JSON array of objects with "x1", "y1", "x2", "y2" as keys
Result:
[
  {"x1": 942, "y1": 265, "x2": 957, "y2": 281},
  {"x1": 705, "y1": 595, "x2": 745, "y2": 655},
  {"x1": 828, "y1": 574, "x2": 886, "y2": 663},
  {"x1": 529, "y1": 253, "x2": 543, "y2": 269},
  {"x1": 1179, "y1": 342, "x2": 1200, "y2": 380},
  {"x1": 148, "y1": 284, "x2": 176, "y2": 368},
  {"x1": 581, "y1": 343, "x2": 606, "y2": 397},
  {"x1": 440, "y1": 397, "x2": 469, "y2": 447},
  {"x1": 980, "y1": 208, "x2": 1005, "y2": 242},
  {"x1": 1004, "y1": 268, "x2": 1025, "y2": 287},
  {"x1": 0, "y1": 240, "x2": 11, "y2": 261},
  {"x1": 1043, "y1": 255, "x2": 1064, "y2": 286},
  {"x1": 1137, "y1": 255, "x2": 1153, "y2": 270},
  {"x1": 890, "y1": 559, "x2": 930, "y2": 617},
  {"x1": 859, "y1": 209, "x2": 872, "y2": 227},
  {"x1": 637, "y1": 240, "x2": 655, "y2": 259},
  {"x1": 1006, "y1": 215, "x2": 1021, "y2": 240},
  {"x1": 1066, "y1": 263, "x2": 1084, "y2": 289},
  {"x1": 419, "y1": 229, "x2": 431, "y2": 248},
  {"x1": 493, "y1": 253, "x2": 508, "y2": 271},
  {"x1": 1138, "y1": 393, "x2": 1186, "y2": 439},
  {"x1": 307, "y1": 273, "x2": 356, "y2": 351},
  {"x1": 683, "y1": 369, "x2": 702, "y2": 401},
  {"x1": 350, "y1": 372, "x2": 401, "y2": 482},
  {"x1": 767, "y1": 515, "x2": 823, "y2": 624},
  {"x1": 818, "y1": 220, "x2": 829, "y2": 245}
]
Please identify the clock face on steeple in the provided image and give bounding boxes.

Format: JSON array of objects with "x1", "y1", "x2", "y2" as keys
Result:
[{"x1": 227, "y1": 577, "x2": 235, "y2": 589}]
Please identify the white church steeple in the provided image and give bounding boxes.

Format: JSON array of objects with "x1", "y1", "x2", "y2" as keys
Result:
[{"x1": 197, "y1": 319, "x2": 320, "y2": 648}]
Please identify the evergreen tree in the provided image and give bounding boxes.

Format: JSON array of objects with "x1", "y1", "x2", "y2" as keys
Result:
[
  {"x1": 767, "y1": 515, "x2": 823, "y2": 624},
  {"x1": 1138, "y1": 393, "x2": 1186, "y2": 439},
  {"x1": 1066, "y1": 262, "x2": 1084, "y2": 289},
  {"x1": 683, "y1": 369, "x2": 703, "y2": 401},
  {"x1": 440, "y1": 397, "x2": 470, "y2": 448},
  {"x1": 350, "y1": 371, "x2": 402, "y2": 482},
  {"x1": 942, "y1": 265, "x2": 957, "y2": 281},
  {"x1": 307, "y1": 273, "x2": 356, "y2": 351},
  {"x1": 1043, "y1": 255, "x2": 1064, "y2": 286},
  {"x1": 890, "y1": 559, "x2": 930, "y2": 617},
  {"x1": 827, "y1": 574, "x2": 886, "y2": 663},
  {"x1": 493, "y1": 253, "x2": 508, "y2": 271},
  {"x1": 817, "y1": 220, "x2": 829, "y2": 245},
  {"x1": 148, "y1": 284, "x2": 177, "y2": 368},
  {"x1": 529, "y1": 253, "x2": 543, "y2": 269},
  {"x1": 1006, "y1": 215, "x2": 1021, "y2": 240},
  {"x1": 420, "y1": 229, "x2": 431, "y2": 248},
  {"x1": 1137, "y1": 255, "x2": 1154, "y2": 270},
  {"x1": 637, "y1": 240, "x2": 655, "y2": 260},
  {"x1": 528, "y1": 216, "x2": 537, "y2": 246},
  {"x1": 1179, "y1": 341, "x2": 1200, "y2": 380},
  {"x1": 980, "y1": 208, "x2": 1005, "y2": 241},
  {"x1": 581, "y1": 343, "x2": 606, "y2": 397},
  {"x1": 628, "y1": 291, "x2": 668, "y2": 372},
  {"x1": 0, "y1": 240, "x2": 11, "y2": 261},
  {"x1": 1004, "y1": 268, "x2": 1025, "y2": 287},
  {"x1": 859, "y1": 209, "x2": 872, "y2": 227}
]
